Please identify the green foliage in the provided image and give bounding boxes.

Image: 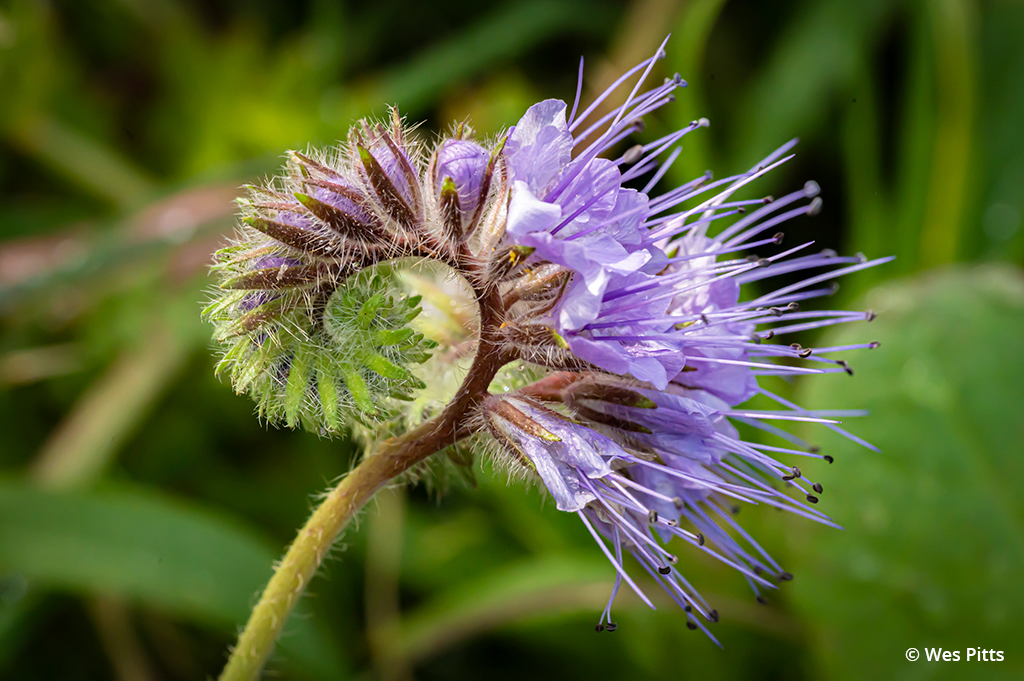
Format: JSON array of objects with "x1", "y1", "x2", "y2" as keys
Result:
[
  {"x1": 789, "y1": 266, "x2": 1024, "y2": 680},
  {"x1": 0, "y1": 479, "x2": 347, "y2": 679}
]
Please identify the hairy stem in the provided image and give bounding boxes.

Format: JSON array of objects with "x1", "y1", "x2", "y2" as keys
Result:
[{"x1": 218, "y1": 282, "x2": 506, "y2": 681}]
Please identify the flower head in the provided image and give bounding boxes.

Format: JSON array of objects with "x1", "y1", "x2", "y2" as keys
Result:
[
  {"x1": 482, "y1": 39, "x2": 889, "y2": 637},
  {"x1": 206, "y1": 37, "x2": 888, "y2": 642}
]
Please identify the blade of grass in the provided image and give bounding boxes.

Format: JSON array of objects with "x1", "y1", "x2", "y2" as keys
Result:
[
  {"x1": 7, "y1": 115, "x2": 154, "y2": 210},
  {"x1": 362, "y1": 0, "x2": 614, "y2": 115},
  {"x1": 919, "y1": 0, "x2": 978, "y2": 267}
]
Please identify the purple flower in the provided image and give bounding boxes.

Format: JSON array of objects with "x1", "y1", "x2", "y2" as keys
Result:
[
  {"x1": 487, "y1": 39, "x2": 891, "y2": 638},
  {"x1": 209, "y1": 34, "x2": 890, "y2": 644}
]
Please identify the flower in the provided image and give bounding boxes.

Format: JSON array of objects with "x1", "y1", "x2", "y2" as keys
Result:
[
  {"x1": 206, "y1": 35, "x2": 888, "y2": 642},
  {"x1": 485, "y1": 38, "x2": 890, "y2": 638}
]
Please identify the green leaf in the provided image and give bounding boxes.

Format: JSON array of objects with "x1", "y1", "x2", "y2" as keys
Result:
[
  {"x1": 0, "y1": 480, "x2": 348, "y2": 680},
  {"x1": 788, "y1": 266, "x2": 1024, "y2": 680}
]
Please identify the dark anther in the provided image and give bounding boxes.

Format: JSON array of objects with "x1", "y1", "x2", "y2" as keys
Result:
[
  {"x1": 595, "y1": 624, "x2": 605, "y2": 632},
  {"x1": 666, "y1": 519, "x2": 678, "y2": 527},
  {"x1": 790, "y1": 343, "x2": 802, "y2": 350},
  {"x1": 757, "y1": 258, "x2": 771, "y2": 267},
  {"x1": 757, "y1": 596, "x2": 769, "y2": 605},
  {"x1": 768, "y1": 307, "x2": 784, "y2": 317},
  {"x1": 673, "y1": 496, "x2": 684, "y2": 509},
  {"x1": 865, "y1": 309, "x2": 877, "y2": 321},
  {"x1": 792, "y1": 466, "x2": 802, "y2": 478},
  {"x1": 812, "y1": 482, "x2": 824, "y2": 494},
  {"x1": 631, "y1": 118, "x2": 646, "y2": 133},
  {"x1": 855, "y1": 252, "x2": 867, "y2": 264},
  {"x1": 823, "y1": 454, "x2": 834, "y2": 464},
  {"x1": 751, "y1": 334, "x2": 763, "y2": 345},
  {"x1": 787, "y1": 302, "x2": 800, "y2": 311},
  {"x1": 753, "y1": 565, "x2": 763, "y2": 575},
  {"x1": 762, "y1": 330, "x2": 775, "y2": 340},
  {"x1": 700, "y1": 313, "x2": 710, "y2": 325},
  {"x1": 838, "y1": 360, "x2": 854, "y2": 376},
  {"x1": 772, "y1": 232, "x2": 785, "y2": 244},
  {"x1": 698, "y1": 533, "x2": 706, "y2": 546},
  {"x1": 737, "y1": 207, "x2": 746, "y2": 214},
  {"x1": 747, "y1": 255, "x2": 760, "y2": 263},
  {"x1": 648, "y1": 509, "x2": 658, "y2": 524},
  {"x1": 658, "y1": 566, "x2": 672, "y2": 575},
  {"x1": 684, "y1": 605, "x2": 692, "y2": 613},
  {"x1": 687, "y1": 620, "x2": 698, "y2": 630},
  {"x1": 806, "y1": 494, "x2": 819, "y2": 504},
  {"x1": 778, "y1": 571, "x2": 794, "y2": 582},
  {"x1": 799, "y1": 348, "x2": 813, "y2": 358},
  {"x1": 673, "y1": 72, "x2": 684, "y2": 85},
  {"x1": 782, "y1": 474, "x2": 796, "y2": 482},
  {"x1": 869, "y1": 341, "x2": 881, "y2": 349},
  {"x1": 710, "y1": 609, "x2": 720, "y2": 623},
  {"x1": 808, "y1": 445, "x2": 820, "y2": 453},
  {"x1": 731, "y1": 505, "x2": 740, "y2": 515},
  {"x1": 668, "y1": 554, "x2": 679, "y2": 565},
  {"x1": 605, "y1": 622, "x2": 618, "y2": 632},
  {"x1": 763, "y1": 195, "x2": 775, "y2": 204}
]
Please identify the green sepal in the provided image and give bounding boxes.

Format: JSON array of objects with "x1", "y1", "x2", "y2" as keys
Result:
[
  {"x1": 365, "y1": 353, "x2": 411, "y2": 381},
  {"x1": 341, "y1": 367, "x2": 375, "y2": 414},
  {"x1": 375, "y1": 327, "x2": 414, "y2": 346},
  {"x1": 285, "y1": 346, "x2": 312, "y2": 428},
  {"x1": 357, "y1": 293, "x2": 385, "y2": 329},
  {"x1": 316, "y1": 355, "x2": 340, "y2": 431}
]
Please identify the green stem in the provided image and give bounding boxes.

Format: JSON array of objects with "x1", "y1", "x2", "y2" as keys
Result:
[{"x1": 218, "y1": 283, "x2": 506, "y2": 681}]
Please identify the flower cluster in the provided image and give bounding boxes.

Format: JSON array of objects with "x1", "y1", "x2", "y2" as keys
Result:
[
  {"x1": 206, "y1": 38, "x2": 888, "y2": 640},
  {"x1": 483, "y1": 42, "x2": 887, "y2": 639}
]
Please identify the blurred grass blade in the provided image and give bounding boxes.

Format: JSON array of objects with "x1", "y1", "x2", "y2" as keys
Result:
[
  {"x1": 665, "y1": 0, "x2": 728, "y2": 183},
  {"x1": 736, "y1": 0, "x2": 891, "y2": 163},
  {"x1": 892, "y1": 8, "x2": 935, "y2": 275},
  {"x1": 395, "y1": 555, "x2": 614, "y2": 663},
  {"x1": 7, "y1": 115, "x2": 154, "y2": 209},
  {"x1": 840, "y1": 63, "x2": 887, "y2": 295},
  {"x1": 365, "y1": 0, "x2": 614, "y2": 114},
  {"x1": 919, "y1": 0, "x2": 978, "y2": 268},
  {"x1": 0, "y1": 480, "x2": 348, "y2": 679},
  {"x1": 31, "y1": 325, "x2": 189, "y2": 489}
]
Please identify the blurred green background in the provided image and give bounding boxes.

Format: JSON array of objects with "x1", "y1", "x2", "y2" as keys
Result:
[{"x1": 1, "y1": 0, "x2": 1022, "y2": 679}]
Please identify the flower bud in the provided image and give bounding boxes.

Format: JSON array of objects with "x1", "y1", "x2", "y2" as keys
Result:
[
  {"x1": 434, "y1": 139, "x2": 490, "y2": 225},
  {"x1": 364, "y1": 136, "x2": 417, "y2": 207}
]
